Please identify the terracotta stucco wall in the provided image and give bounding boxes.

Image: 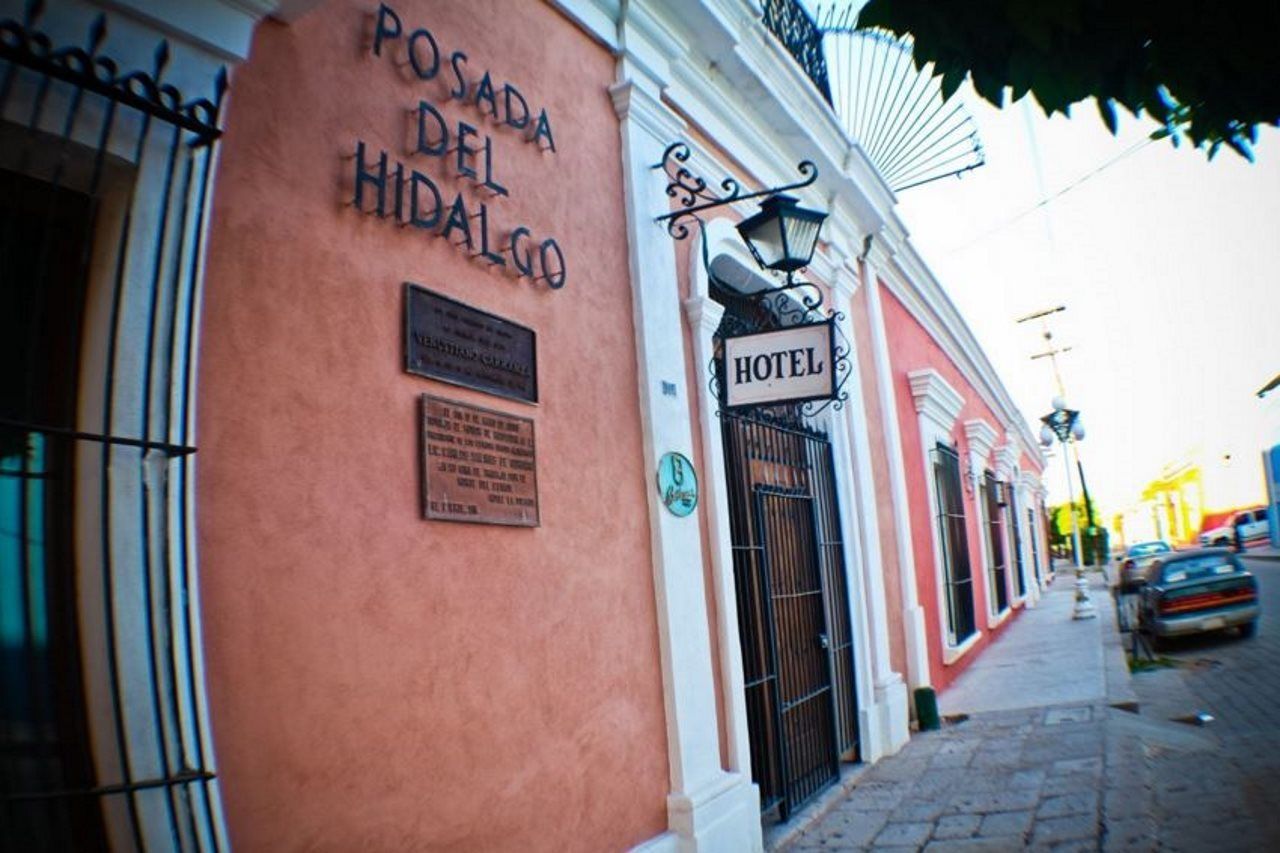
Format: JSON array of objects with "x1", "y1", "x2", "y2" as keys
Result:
[
  {"x1": 879, "y1": 284, "x2": 1023, "y2": 692},
  {"x1": 196, "y1": 1, "x2": 668, "y2": 848}
]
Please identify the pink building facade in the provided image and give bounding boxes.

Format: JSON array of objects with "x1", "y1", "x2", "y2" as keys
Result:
[{"x1": 0, "y1": 1, "x2": 1048, "y2": 850}]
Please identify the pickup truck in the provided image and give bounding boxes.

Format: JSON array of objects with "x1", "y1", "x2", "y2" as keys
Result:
[{"x1": 1199, "y1": 508, "x2": 1270, "y2": 548}]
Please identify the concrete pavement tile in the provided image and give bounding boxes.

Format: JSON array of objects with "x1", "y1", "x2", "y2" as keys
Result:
[
  {"x1": 1008, "y1": 769, "x2": 1047, "y2": 789},
  {"x1": 889, "y1": 800, "x2": 947, "y2": 823},
  {"x1": 924, "y1": 837, "x2": 1026, "y2": 852},
  {"x1": 1044, "y1": 707, "x2": 1094, "y2": 725},
  {"x1": 948, "y1": 788, "x2": 1040, "y2": 815},
  {"x1": 1028, "y1": 839, "x2": 1097, "y2": 853},
  {"x1": 977, "y1": 809, "x2": 1032, "y2": 838},
  {"x1": 931, "y1": 814, "x2": 981, "y2": 840},
  {"x1": 1052, "y1": 757, "x2": 1104, "y2": 777},
  {"x1": 1100, "y1": 817, "x2": 1157, "y2": 853},
  {"x1": 1042, "y1": 773, "x2": 1102, "y2": 797},
  {"x1": 866, "y1": 757, "x2": 931, "y2": 784},
  {"x1": 817, "y1": 808, "x2": 890, "y2": 846},
  {"x1": 937, "y1": 740, "x2": 980, "y2": 756},
  {"x1": 1037, "y1": 792, "x2": 1099, "y2": 819},
  {"x1": 970, "y1": 749, "x2": 1023, "y2": 770},
  {"x1": 872, "y1": 820, "x2": 932, "y2": 847},
  {"x1": 1030, "y1": 813, "x2": 1100, "y2": 845},
  {"x1": 1101, "y1": 789, "x2": 1150, "y2": 820}
]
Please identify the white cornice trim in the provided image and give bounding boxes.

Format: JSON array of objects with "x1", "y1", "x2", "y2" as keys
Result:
[
  {"x1": 909, "y1": 369, "x2": 964, "y2": 433},
  {"x1": 610, "y1": 79, "x2": 686, "y2": 142},
  {"x1": 964, "y1": 419, "x2": 998, "y2": 461},
  {"x1": 548, "y1": 0, "x2": 621, "y2": 49},
  {"x1": 996, "y1": 443, "x2": 1020, "y2": 480}
]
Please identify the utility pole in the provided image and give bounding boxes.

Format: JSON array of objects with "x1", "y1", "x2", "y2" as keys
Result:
[
  {"x1": 1018, "y1": 305, "x2": 1068, "y2": 397},
  {"x1": 1020, "y1": 305, "x2": 1093, "y2": 584}
]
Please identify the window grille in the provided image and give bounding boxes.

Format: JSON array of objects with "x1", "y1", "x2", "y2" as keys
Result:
[
  {"x1": 1, "y1": 5, "x2": 227, "y2": 850},
  {"x1": 1028, "y1": 507, "x2": 1042, "y2": 586},
  {"x1": 982, "y1": 471, "x2": 1009, "y2": 614},
  {"x1": 1008, "y1": 483, "x2": 1026, "y2": 597},
  {"x1": 931, "y1": 443, "x2": 975, "y2": 644}
]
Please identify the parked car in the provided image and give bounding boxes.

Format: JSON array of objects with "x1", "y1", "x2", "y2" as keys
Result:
[
  {"x1": 1117, "y1": 540, "x2": 1172, "y2": 593},
  {"x1": 1136, "y1": 548, "x2": 1259, "y2": 647},
  {"x1": 1199, "y1": 508, "x2": 1270, "y2": 548}
]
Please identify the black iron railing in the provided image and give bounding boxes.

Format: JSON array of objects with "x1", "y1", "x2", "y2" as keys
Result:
[{"x1": 761, "y1": 0, "x2": 833, "y2": 106}]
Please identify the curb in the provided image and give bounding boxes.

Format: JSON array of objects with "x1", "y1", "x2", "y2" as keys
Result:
[{"x1": 1096, "y1": 573, "x2": 1140, "y2": 711}]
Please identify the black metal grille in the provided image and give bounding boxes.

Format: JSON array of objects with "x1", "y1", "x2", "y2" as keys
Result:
[
  {"x1": 1028, "y1": 507, "x2": 1041, "y2": 587},
  {"x1": 982, "y1": 471, "x2": 1008, "y2": 614},
  {"x1": 722, "y1": 410, "x2": 857, "y2": 821},
  {"x1": 1, "y1": 4, "x2": 225, "y2": 850},
  {"x1": 932, "y1": 444, "x2": 975, "y2": 644},
  {"x1": 761, "y1": 0, "x2": 833, "y2": 106},
  {"x1": 1009, "y1": 483, "x2": 1026, "y2": 597}
]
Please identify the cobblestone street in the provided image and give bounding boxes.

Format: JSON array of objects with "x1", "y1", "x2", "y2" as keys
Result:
[{"x1": 1125, "y1": 555, "x2": 1280, "y2": 851}]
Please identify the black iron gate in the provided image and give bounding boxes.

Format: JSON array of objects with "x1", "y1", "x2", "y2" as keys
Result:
[{"x1": 721, "y1": 407, "x2": 857, "y2": 820}]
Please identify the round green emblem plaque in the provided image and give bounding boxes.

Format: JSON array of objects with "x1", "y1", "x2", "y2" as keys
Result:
[{"x1": 656, "y1": 452, "x2": 698, "y2": 517}]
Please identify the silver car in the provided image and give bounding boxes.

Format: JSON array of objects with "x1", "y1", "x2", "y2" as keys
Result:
[{"x1": 1117, "y1": 540, "x2": 1172, "y2": 593}]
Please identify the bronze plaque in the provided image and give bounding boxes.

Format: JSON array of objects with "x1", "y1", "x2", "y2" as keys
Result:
[
  {"x1": 405, "y1": 284, "x2": 537, "y2": 404},
  {"x1": 421, "y1": 395, "x2": 539, "y2": 526}
]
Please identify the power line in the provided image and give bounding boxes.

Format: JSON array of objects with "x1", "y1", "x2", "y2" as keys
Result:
[{"x1": 945, "y1": 136, "x2": 1155, "y2": 255}]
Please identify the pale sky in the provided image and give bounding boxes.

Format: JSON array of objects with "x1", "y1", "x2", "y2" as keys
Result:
[{"x1": 891, "y1": 90, "x2": 1280, "y2": 518}]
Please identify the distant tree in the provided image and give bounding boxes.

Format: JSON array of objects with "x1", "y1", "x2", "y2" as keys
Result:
[
  {"x1": 855, "y1": 0, "x2": 1280, "y2": 160},
  {"x1": 1048, "y1": 498, "x2": 1105, "y2": 563}
]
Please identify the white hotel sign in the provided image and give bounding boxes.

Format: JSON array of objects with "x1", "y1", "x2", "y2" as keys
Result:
[{"x1": 723, "y1": 320, "x2": 836, "y2": 409}]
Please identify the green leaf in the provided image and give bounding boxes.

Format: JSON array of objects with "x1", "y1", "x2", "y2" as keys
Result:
[{"x1": 940, "y1": 68, "x2": 967, "y2": 101}]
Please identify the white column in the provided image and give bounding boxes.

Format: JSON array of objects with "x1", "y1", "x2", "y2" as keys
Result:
[
  {"x1": 861, "y1": 255, "x2": 930, "y2": 690},
  {"x1": 682, "y1": 293, "x2": 754, "y2": 777},
  {"x1": 830, "y1": 263, "x2": 909, "y2": 757},
  {"x1": 964, "y1": 419, "x2": 999, "y2": 622},
  {"x1": 611, "y1": 75, "x2": 760, "y2": 853}
]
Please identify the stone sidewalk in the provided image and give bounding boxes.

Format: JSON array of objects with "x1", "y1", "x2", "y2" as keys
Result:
[
  {"x1": 772, "y1": 560, "x2": 1280, "y2": 851},
  {"x1": 778, "y1": 700, "x2": 1153, "y2": 851},
  {"x1": 773, "y1": 568, "x2": 1151, "y2": 851}
]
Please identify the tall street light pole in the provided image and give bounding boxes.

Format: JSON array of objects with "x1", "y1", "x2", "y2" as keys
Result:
[{"x1": 1040, "y1": 400, "x2": 1096, "y2": 620}]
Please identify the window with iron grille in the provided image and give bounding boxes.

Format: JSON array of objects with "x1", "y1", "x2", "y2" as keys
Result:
[
  {"x1": 982, "y1": 471, "x2": 1009, "y2": 615},
  {"x1": 1009, "y1": 483, "x2": 1026, "y2": 597},
  {"x1": 931, "y1": 443, "x2": 975, "y2": 644},
  {"x1": 1, "y1": 6, "x2": 227, "y2": 850},
  {"x1": 1028, "y1": 506, "x2": 1042, "y2": 585}
]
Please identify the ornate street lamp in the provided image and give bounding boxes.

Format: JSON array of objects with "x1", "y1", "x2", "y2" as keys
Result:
[
  {"x1": 1039, "y1": 399, "x2": 1096, "y2": 620},
  {"x1": 735, "y1": 193, "x2": 827, "y2": 280}
]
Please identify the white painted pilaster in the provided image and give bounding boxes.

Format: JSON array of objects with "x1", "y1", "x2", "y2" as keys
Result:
[
  {"x1": 861, "y1": 255, "x2": 930, "y2": 691},
  {"x1": 612, "y1": 72, "x2": 759, "y2": 853},
  {"x1": 829, "y1": 262, "x2": 909, "y2": 757}
]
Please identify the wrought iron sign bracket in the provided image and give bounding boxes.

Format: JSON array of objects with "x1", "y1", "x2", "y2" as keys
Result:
[
  {"x1": 652, "y1": 141, "x2": 827, "y2": 315},
  {"x1": 653, "y1": 141, "x2": 818, "y2": 240}
]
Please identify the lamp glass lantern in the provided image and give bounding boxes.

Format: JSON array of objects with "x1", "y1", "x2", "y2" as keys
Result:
[{"x1": 736, "y1": 193, "x2": 827, "y2": 274}]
